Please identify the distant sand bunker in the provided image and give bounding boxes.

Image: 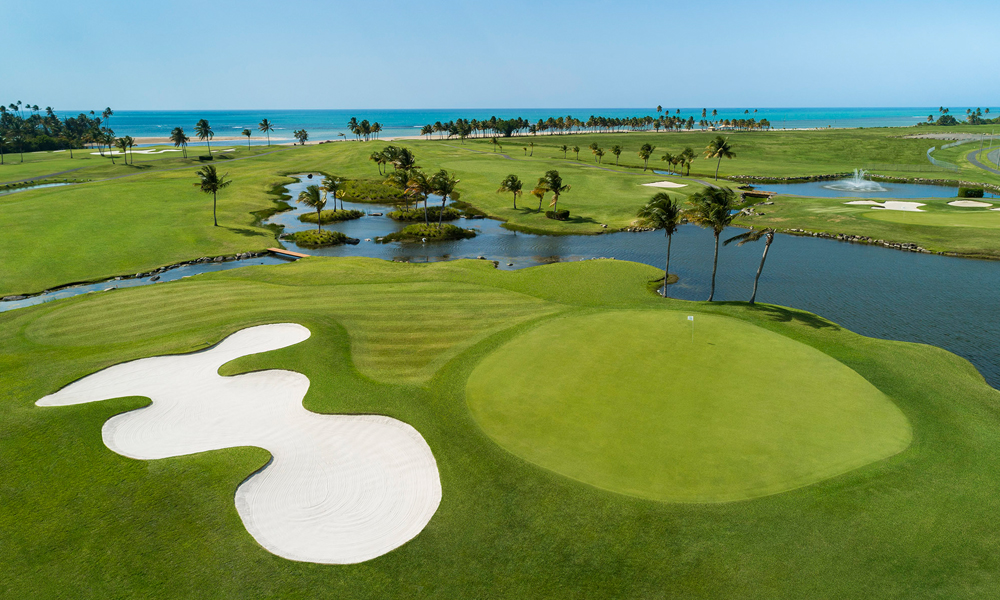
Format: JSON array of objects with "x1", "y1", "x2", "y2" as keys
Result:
[
  {"x1": 844, "y1": 200, "x2": 925, "y2": 212},
  {"x1": 36, "y1": 323, "x2": 441, "y2": 564},
  {"x1": 948, "y1": 200, "x2": 993, "y2": 208},
  {"x1": 642, "y1": 181, "x2": 688, "y2": 189}
]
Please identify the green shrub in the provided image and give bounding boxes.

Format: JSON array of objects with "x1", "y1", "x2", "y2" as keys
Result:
[
  {"x1": 545, "y1": 210, "x2": 571, "y2": 221},
  {"x1": 378, "y1": 223, "x2": 476, "y2": 243},
  {"x1": 340, "y1": 179, "x2": 405, "y2": 203},
  {"x1": 958, "y1": 187, "x2": 985, "y2": 198},
  {"x1": 388, "y1": 207, "x2": 461, "y2": 222},
  {"x1": 286, "y1": 230, "x2": 350, "y2": 247},
  {"x1": 298, "y1": 209, "x2": 364, "y2": 224}
]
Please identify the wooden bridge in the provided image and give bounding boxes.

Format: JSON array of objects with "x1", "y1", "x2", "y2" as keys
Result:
[{"x1": 268, "y1": 248, "x2": 311, "y2": 259}]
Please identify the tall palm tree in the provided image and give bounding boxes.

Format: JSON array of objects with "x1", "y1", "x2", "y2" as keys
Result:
[
  {"x1": 636, "y1": 192, "x2": 683, "y2": 297},
  {"x1": 321, "y1": 176, "x2": 343, "y2": 211},
  {"x1": 687, "y1": 187, "x2": 739, "y2": 301},
  {"x1": 125, "y1": 136, "x2": 136, "y2": 164},
  {"x1": 258, "y1": 118, "x2": 274, "y2": 146},
  {"x1": 638, "y1": 143, "x2": 655, "y2": 171},
  {"x1": 242, "y1": 128, "x2": 251, "y2": 149},
  {"x1": 497, "y1": 174, "x2": 523, "y2": 209},
  {"x1": 195, "y1": 119, "x2": 214, "y2": 156},
  {"x1": 704, "y1": 136, "x2": 735, "y2": 180},
  {"x1": 537, "y1": 170, "x2": 570, "y2": 214},
  {"x1": 194, "y1": 165, "x2": 232, "y2": 226},
  {"x1": 431, "y1": 170, "x2": 460, "y2": 228},
  {"x1": 103, "y1": 130, "x2": 116, "y2": 164},
  {"x1": 115, "y1": 137, "x2": 129, "y2": 165},
  {"x1": 170, "y1": 127, "x2": 190, "y2": 158},
  {"x1": 531, "y1": 186, "x2": 546, "y2": 211},
  {"x1": 594, "y1": 147, "x2": 605, "y2": 163},
  {"x1": 370, "y1": 150, "x2": 385, "y2": 175},
  {"x1": 528, "y1": 141, "x2": 534, "y2": 156},
  {"x1": 660, "y1": 152, "x2": 675, "y2": 174},
  {"x1": 572, "y1": 145, "x2": 580, "y2": 160},
  {"x1": 298, "y1": 184, "x2": 327, "y2": 232},
  {"x1": 725, "y1": 227, "x2": 776, "y2": 304},
  {"x1": 611, "y1": 144, "x2": 622, "y2": 165},
  {"x1": 560, "y1": 144, "x2": 568, "y2": 159},
  {"x1": 405, "y1": 170, "x2": 433, "y2": 225},
  {"x1": 680, "y1": 147, "x2": 696, "y2": 175}
]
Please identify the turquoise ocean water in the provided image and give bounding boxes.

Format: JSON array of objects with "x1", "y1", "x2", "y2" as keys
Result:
[{"x1": 50, "y1": 107, "x2": 994, "y2": 146}]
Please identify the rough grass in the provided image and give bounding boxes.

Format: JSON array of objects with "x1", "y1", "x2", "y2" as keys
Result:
[
  {"x1": 298, "y1": 209, "x2": 364, "y2": 224},
  {"x1": 3, "y1": 258, "x2": 1000, "y2": 598},
  {"x1": 380, "y1": 223, "x2": 476, "y2": 243}
]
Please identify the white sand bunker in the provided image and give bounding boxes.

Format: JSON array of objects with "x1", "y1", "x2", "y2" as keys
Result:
[
  {"x1": 948, "y1": 200, "x2": 993, "y2": 208},
  {"x1": 845, "y1": 200, "x2": 925, "y2": 212},
  {"x1": 36, "y1": 323, "x2": 441, "y2": 564},
  {"x1": 642, "y1": 181, "x2": 687, "y2": 189}
]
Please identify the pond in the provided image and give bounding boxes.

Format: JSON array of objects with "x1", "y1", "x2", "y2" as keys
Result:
[
  {"x1": 0, "y1": 182, "x2": 74, "y2": 196},
  {"x1": 753, "y1": 180, "x2": 996, "y2": 199}
]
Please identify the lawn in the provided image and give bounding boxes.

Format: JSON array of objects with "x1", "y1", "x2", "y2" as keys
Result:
[{"x1": 3, "y1": 257, "x2": 1000, "y2": 598}]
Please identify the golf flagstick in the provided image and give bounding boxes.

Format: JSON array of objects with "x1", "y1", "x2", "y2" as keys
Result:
[{"x1": 688, "y1": 315, "x2": 694, "y2": 341}]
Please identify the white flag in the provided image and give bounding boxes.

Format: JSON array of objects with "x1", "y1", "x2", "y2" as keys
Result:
[{"x1": 687, "y1": 316, "x2": 694, "y2": 321}]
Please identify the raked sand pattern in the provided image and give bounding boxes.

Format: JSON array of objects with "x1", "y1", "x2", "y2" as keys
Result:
[{"x1": 36, "y1": 323, "x2": 442, "y2": 564}]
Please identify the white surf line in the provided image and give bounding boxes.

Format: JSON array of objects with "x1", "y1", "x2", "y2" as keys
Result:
[
  {"x1": 36, "y1": 323, "x2": 441, "y2": 565},
  {"x1": 641, "y1": 181, "x2": 688, "y2": 189},
  {"x1": 948, "y1": 200, "x2": 993, "y2": 208},
  {"x1": 844, "y1": 200, "x2": 926, "y2": 212}
]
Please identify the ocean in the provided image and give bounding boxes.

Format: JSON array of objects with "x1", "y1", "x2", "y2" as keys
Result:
[{"x1": 50, "y1": 107, "x2": 991, "y2": 146}]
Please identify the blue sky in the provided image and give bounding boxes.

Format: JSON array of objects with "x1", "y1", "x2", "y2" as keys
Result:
[{"x1": 4, "y1": 0, "x2": 998, "y2": 110}]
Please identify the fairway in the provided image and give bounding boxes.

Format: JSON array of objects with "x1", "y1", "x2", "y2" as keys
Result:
[
  {"x1": 466, "y1": 310, "x2": 911, "y2": 502},
  {"x1": 862, "y1": 206, "x2": 1000, "y2": 229}
]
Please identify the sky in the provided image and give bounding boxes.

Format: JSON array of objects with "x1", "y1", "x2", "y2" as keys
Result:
[{"x1": 3, "y1": 0, "x2": 998, "y2": 110}]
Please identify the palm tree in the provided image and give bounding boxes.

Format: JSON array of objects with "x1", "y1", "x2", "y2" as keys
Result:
[
  {"x1": 370, "y1": 150, "x2": 386, "y2": 175},
  {"x1": 170, "y1": 127, "x2": 190, "y2": 158},
  {"x1": 298, "y1": 184, "x2": 327, "y2": 232},
  {"x1": 431, "y1": 169, "x2": 460, "y2": 228},
  {"x1": 636, "y1": 192, "x2": 682, "y2": 297},
  {"x1": 594, "y1": 147, "x2": 605, "y2": 163},
  {"x1": 195, "y1": 165, "x2": 232, "y2": 227},
  {"x1": 125, "y1": 136, "x2": 136, "y2": 164},
  {"x1": 321, "y1": 176, "x2": 343, "y2": 211},
  {"x1": 531, "y1": 186, "x2": 546, "y2": 211},
  {"x1": 195, "y1": 119, "x2": 214, "y2": 156},
  {"x1": 405, "y1": 170, "x2": 433, "y2": 225},
  {"x1": 638, "y1": 143, "x2": 655, "y2": 171},
  {"x1": 704, "y1": 136, "x2": 735, "y2": 180},
  {"x1": 497, "y1": 174, "x2": 523, "y2": 209},
  {"x1": 660, "y1": 152, "x2": 675, "y2": 174},
  {"x1": 537, "y1": 170, "x2": 570, "y2": 214},
  {"x1": 258, "y1": 119, "x2": 274, "y2": 146},
  {"x1": 687, "y1": 187, "x2": 739, "y2": 301},
  {"x1": 294, "y1": 129, "x2": 308, "y2": 145},
  {"x1": 611, "y1": 144, "x2": 622, "y2": 165},
  {"x1": 560, "y1": 144, "x2": 568, "y2": 158},
  {"x1": 242, "y1": 128, "x2": 251, "y2": 149},
  {"x1": 528, "y1": 141, "x2": 534, "y2": 156},
  {"x1": 572, "y1": 145, "x2": 580, "y2": 160},
  {"x1": 725, "y1": 227, "x2": 775, "y2": 304},
  {"x1": 680, "y1": 147, "x2": 696, "y2": 175},
  {"x1": 103, "y1": 130, "x2": 116, "y2": 164},
  {"x1": 115, "y1": 137, "x2": 129, "y2": 164}
]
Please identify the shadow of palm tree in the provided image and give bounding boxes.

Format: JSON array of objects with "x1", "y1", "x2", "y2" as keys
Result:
[
  {"x1": 224, "y1": 226, "x2": 267, "y2": 238},
  {"x1": 746, "y1": 303, "x2": 839, "y2": 330}
]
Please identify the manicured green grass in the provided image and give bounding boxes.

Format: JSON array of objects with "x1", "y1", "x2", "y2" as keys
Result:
[
  {"x1": 3, "y1": 126, "x2": 1000, "y2": 296},
  {"x1": 380, "y1": 222, "x2": 476, "y2": 242},
  {"x1": 466, "y1": 310, "x2": 910, "y2": 503},
  {"x1": 3, "y1": 257, "x2": 1000, "y2": 598},
  {"x1": 741, "y1": 195, "x2": 1000, "y2": 256}
]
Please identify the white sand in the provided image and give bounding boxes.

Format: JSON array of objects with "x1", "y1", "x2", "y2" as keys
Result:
[
  {"x1": 844, "y1": 200, "x2": 926, "y2": 212},
  {"x1": 948, "y1": 200, "x2": 993, "y2": 208},
  {"x1": 90, "y1": 149, "x2": 184, "y2": 156},
  {"x1": 37, "y1": 323, "x2": 441, "y2": 564},
  {"x1": 641, "y1": 181, "x2": 688, "y2": 189}
]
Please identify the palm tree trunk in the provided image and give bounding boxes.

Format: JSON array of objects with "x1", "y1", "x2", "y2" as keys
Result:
[
  {"x1": 708, "y1": 230, "x2": 720, "y2": 301},
  {"x1": 266, "y1": 131, "x2": 270, "y2": 147},
  {"x1": 715, "y1": 155, "x2": 722, "y2": 180},
  {"x1": 750, "y1": 235, "x2": 772, "y2": 304},
  {"x1": 663, "y1": 232, "x2": 672, "y2": 298},
  {"x1": 317, "y1": 208, "x2": 322, "y2": 232},
  {"x1": 513, "y1": 193, "x2": 517, "y2": 210},
  {"x1": 207, "y1": 139, "x2": 212, "y2": 156},
  {"x1": 213, "y1": 192, "x2": 218, "y2": 226},
  {"x1": 439, "y1": 196, "x2": 446, "y2": 228},
  {"x1": 423, "y1": 198, "x2": 429, "y2": 225}
]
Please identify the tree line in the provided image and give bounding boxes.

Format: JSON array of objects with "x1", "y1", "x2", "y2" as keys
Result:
[{"x1": 0, "y1": 102, "x2": 117, "y2": 164}]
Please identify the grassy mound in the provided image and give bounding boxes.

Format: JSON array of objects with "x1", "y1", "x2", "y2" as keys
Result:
[
  {"x1": 298, "y1": 209, "x2": 364, "y2": 224},
  {"x1": 3, "y1": 258, "x2": 1000, "y2": 597},
  {"x1": 379, "y1": 223, "x2": 476, "y2": 243},
  {"x1": 285, "y1": 229, "x2": 351, "y2": 247},
  {"x1": 388, "y1": 206, "x2": 460, "y2": 222},
  {"x1": 340, "y1": 179, "x2": 405, "y2": 203},
  {"x1": 466, "y1": 310, "x2": 910, "y2": 502}
]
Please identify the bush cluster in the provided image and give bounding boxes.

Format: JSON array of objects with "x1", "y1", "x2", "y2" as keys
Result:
[
  {"x1": 340, "y1": 179, "x2": 404, "y2": 203},
  {"x1": 378, "y1": 223, "x2": 476, "y2": 243},
  {"x1": 545, "y1": 210, "x2": 571, "y2": 221},
  {"x1": 298, "y1": 209, "x2": 364, "y2": 224},
  {"x1": 388, "y1": 207, "x2": 460, "y2": 222},
  {"x1": 957, "y1": 187, "x2": 985, "y2": 198},
  {"x1": 287, "y1": 230, "x2": 350, "y2": 247}
]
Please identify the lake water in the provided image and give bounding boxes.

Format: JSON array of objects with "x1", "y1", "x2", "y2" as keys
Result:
[{"x1": 759, "y1": 180, "x2": 997, "y2": 199}]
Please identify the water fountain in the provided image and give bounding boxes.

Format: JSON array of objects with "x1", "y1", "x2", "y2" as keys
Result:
[{"x1": 824, "y1": 169, "x2": 887, "y2": 193}]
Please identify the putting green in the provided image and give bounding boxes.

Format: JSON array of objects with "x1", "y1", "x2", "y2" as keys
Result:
[
  {"x1": 863, "y1": 208, "x2": 1000, "y2": 229},
  {"x1": 466, "y1": 310, "x2": 911, "y2": 503}
]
